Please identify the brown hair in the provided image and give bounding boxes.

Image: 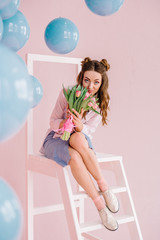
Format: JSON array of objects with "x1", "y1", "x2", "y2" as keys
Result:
[{"x1": 77, "y1": 57, "x2": 110, "y2": 125}]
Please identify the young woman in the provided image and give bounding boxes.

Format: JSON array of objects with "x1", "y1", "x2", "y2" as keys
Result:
[{"x1": 40, "y1": 57, "x2": 119, "y2": 231}]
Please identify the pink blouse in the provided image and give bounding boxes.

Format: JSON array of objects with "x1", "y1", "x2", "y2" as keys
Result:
[{"x1": 40, "y1": 88, "x2": 102, "y2": 154}]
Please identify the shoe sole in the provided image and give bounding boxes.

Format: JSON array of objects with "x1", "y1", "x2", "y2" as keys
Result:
[
  {"x1": 104, "y1": 222, "x2": 119, "y2": 231},
  {"x1": 106, "y1": 199, "x2": 120, "y2": 214}
]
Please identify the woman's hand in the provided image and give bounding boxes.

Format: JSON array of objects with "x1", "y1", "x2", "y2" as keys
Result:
[{"x1": 68, "y1": 108, "x2": 84, "y2": 132}]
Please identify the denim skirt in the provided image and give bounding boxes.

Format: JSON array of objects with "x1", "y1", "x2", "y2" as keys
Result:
[{"x1": 43, "y1": 131, "x2": 93, "y2": 167}]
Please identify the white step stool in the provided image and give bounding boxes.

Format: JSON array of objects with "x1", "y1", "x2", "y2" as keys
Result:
[
  {"x1": 27, "y1": 152, "x2": 143, "y2": 240},
  {"x1": 26, "y1": 53, "x2": 143, "y2": 239}
]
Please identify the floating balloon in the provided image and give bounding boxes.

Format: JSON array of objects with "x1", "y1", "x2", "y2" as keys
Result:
[
  {"x1": 0, "y1": 43, "x2": 32, "y2": 142},
  {"x1": 30, "y1": 75, "x2": 43, "y2": 108},
  {"x1": 0, "y1": 178, "x2": 23, "y2": 240},
  {"x1": 0, "y1": 0, "x2": 11, "y2": 9},
  {"x1": 44, "y1": 17, "x2": 79, "y2": 54},
  {"x1": 85, "y1": 0, "x2": 125, "y2": 16},
  {"x1": 0, "y1": 0, "x2": 20, "y2": 19},
  {"x1": 0, "y1": 15, "x2": 3, "y2": 39},
  {"x1": 1, "y1": 10, "x2": 30, "y2": 51}
]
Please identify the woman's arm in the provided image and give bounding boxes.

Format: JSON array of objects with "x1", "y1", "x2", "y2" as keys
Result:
[{"x1": 81, "y1": 112, "x2": 102, "y2": 138}]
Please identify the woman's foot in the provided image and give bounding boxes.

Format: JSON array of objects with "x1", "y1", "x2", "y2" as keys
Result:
[
  {"x1": 99, "y1": 207, "x2": 118, "y2": 231},
  {"x1": 102, "y1": 189, "x2": 119, "y2": 213}
]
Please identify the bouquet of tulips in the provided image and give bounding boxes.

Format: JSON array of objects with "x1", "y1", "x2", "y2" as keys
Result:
[{"x1": 59, "y1": 84, "x2": 100, "y2": 141}]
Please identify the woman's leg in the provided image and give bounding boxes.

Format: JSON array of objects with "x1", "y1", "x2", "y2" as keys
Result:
[
  {"x1": 69, "y1": 132, "x2": 119, "y2": 213},
  {"x1": 69, "y1": 132, "x2": 105, "y2": 182},
  {"x1": 68, "y1": 145, "x2": 118, "y2": 231},
  {"x1": 68, "y1": 146, "x2": 100, "y2": 200}
]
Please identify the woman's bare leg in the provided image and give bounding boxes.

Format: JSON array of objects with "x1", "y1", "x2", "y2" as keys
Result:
[
  {"x1": 68, "y1": 134, "x2": 119, "y2": 230},
  {"x1": 68, "y1": 145, "x2": 118, "y2": 230},
  {"x1": 68, "y1": 146, "x2": 99, "y2": 200},
  {"x1": 69, "y1": 132, "x2": 104, "y2": 182}
]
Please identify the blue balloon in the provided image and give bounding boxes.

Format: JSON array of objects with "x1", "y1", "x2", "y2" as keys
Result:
[
  {"x1": 0, "y1": 178, "x2": 23, "y2": 240},
  {"x1": 1, "y1": 10, "x2": 30, "y2": 51},
  {"x1": 44, "y1": 17, "x2": 79, "y2": 54},
  {"x1": 0, "y1": 43, "x2": 32, "y2": 142},
  {"x1": 85, "y1": 0, "x2": 125, "y2": 16},
  {"x1": 0, "y1": 0, "x2": 11, "y2": 9},
  {"x1": 0, "y1": 0, "x2": 20, "y2": 19},
  {"x1": 30, "y1": 75, "x2": 43, "y2": 108},
  {"x1": 0, "y1": 15, "x2": 3, "y2": 39}
]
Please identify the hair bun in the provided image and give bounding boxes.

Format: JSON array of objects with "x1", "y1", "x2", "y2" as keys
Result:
[
  {"x1": 100, "y1": 59, "x2": 110, "y2": 71},
  {"x1": 81, "y1": 57, "x2": 92, "y2": 67}
]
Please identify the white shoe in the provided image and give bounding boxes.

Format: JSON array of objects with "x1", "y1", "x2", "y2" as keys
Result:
[
  {"x1": 99, "y1": 207, "x2": 118, "y2": 231},
  {"x1": 102, "y1": 189, "x2": 119, "y2": 213}
]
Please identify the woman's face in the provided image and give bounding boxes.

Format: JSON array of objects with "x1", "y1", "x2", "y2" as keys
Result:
[{"x1": 82, "y1": 70, "x2": 102, "y2": 95}]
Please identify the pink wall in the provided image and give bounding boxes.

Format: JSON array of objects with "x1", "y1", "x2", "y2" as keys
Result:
[{"x1": 0, "y1": 0, "x2": 160, "y2": 239}]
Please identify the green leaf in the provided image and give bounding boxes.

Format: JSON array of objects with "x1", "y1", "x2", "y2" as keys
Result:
[
  {"x1": 67, "y1": 88, "x2": 71, "y2": 96},
  {"x1": 76, "y1": 84, "x2": 82, "y2": 91},
  {"x1": 91, "y1": 108, "x2": 100, "y2": 114},
  {"x1": 62, "y1": 84, "x2": 69, "y2": 102},
  {"x1": 77, "y1": 88, "x2": 88, "y2": 112},
  {"x1": 73, "y1": 97, "x2": 80, "y2": 110},
  {"x1": 68, "y1": 85, "x2": 77, "y2": 110}
]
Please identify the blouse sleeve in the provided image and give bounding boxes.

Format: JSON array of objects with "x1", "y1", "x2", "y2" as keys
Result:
[
  {"x1": 81, "y1": 111, "x2": 102, "y2": 139},
  {"x1": 49, "y1": 89, "x2": 67, "y2": 130}
]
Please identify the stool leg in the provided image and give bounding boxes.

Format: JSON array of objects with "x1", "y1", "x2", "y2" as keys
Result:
[
  {"x1": 57, "y1": 166, "x2": 82, "y2": 240},
  {"x1": 119, "y1": 160, "x2": 143, "y2": 240},
  {"x1": 77, "y1": 184, "x2": 85, "y2": 240}
]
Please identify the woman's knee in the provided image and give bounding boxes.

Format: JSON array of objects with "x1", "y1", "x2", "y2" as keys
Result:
[
  {"x1": 68, "y1": 148, "x2": 82, "y2": 166},
  {"x1": 69, "y1": 132, "x2": 88, "y2": 150}
]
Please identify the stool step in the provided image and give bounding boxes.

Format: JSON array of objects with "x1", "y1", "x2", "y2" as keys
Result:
[
  {"x1": 33, "y1": 203, "x2": 64, "y2": 215},
  {"x1": 28, "y1": 153, "x2": 123, "y2": 177},
  {"x1": 80, "y1": 215, "x2": 135, "y2": 233},
  {"x1": 73, "y1": 186, "x2": 127, "y2": 201},
  {"x1": 32, "y1": 186, "x2": 127, "y2": 215},
  {"x1": 96, "y1": 153, "x2": 122, "y2": 163},
  {"x1": 82, "y1": 232, "x2": 103, "y2": 240}
]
